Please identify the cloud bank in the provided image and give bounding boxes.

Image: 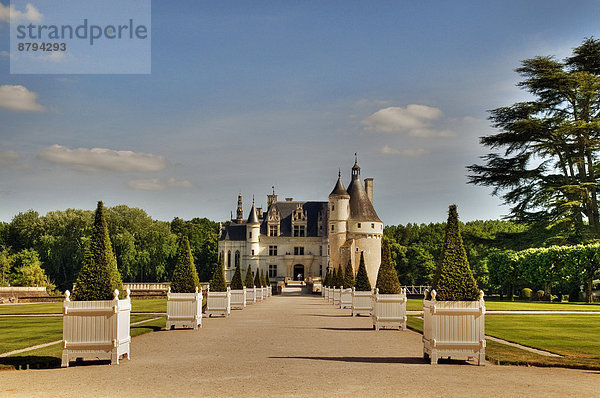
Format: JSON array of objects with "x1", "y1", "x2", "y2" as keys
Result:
[
  {"x1": 380, "y1": 145, "x2": 428, "y2": 157},
  {"x1": 127, "y1": 178, "x2": 194, "y2": 191},
  {"x1": 0, "y1": 150, "x2": 20, "y2": 165},
  {"x1": 0, "y1": 3, "x2": 42, "y2": 23},
  {"x1": 38, "y1": 145, "x2": 167, "y2": 172},
  {"x1": 0, "y1": 85, "x2": 45, "y2": 112},
  {"x1": 361, "y1": 104, "x2": 455, "y2": 137}
]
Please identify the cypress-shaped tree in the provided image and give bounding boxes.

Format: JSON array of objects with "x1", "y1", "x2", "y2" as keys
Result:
[
  {"x1": 230, "y1": 263, "x2": 244, "y2": 290},
  {"x1": 324, "y1": 269, "x2": 331, "y2": 287},
  {"x1": 245, "y1": 265, "x2": 254, "y2": 287},
  {"x1": 170, "y1": 235, "x2": 200, "y2": 293},
  {"x1": 254, "y1": 267, "x2": 261, "y2": 287},
  {"x1": 331, "y1": 268, "x2": 338, "y2": 288},
  {"x1": 260, "y1": 269, "x2": 266, "y2": 287},
  {"x1": 73, "y1": 201, "x2": 123, "y2": 301},
  {"x1": 354, "y1": 252, "x2": 371, "y2": 291},
  {"x1": 336, "y1": 265, "x2": 344, "y2": 288},
  {"x1": 375, "y1": 238, "x2": 402, "y2": 294},
  {"x1": 431, "y1": 205, "x2": 480, "y2": 301},
  {"x1": 210, "y1": 254, "x2": 227, "y2": 292},
  {"x1": 343, "y1": 260, "x2": 355, "y2": 288}
]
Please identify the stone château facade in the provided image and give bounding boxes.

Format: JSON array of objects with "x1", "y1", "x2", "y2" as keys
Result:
[{"x1": 218, "y1": 159, "x2": 383, "y2": 285}]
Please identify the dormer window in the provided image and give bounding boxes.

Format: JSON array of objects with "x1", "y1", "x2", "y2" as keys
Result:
[
  {"x1": 292, "y1": 203, "x2": 307, "y2": 238},
  {"x1": 267, "y1": 206, "x2": 280, "y2": 236}
]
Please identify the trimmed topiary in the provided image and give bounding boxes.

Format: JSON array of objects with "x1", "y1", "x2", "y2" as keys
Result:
[
  {"x1": 331, "y1": 268, "x2": 338, "y2": 288},
  {"x1": 245, "y1": 265, "x2": 254, "y2": 287},
  {"x1": 431, "y1": 205, "x2": 479, "y2": 301},
  {"x1": 521, "y1": 288, "x2": 532, "y2": 300},
  {"x1": 343, "y1": 260, "x2": 355, "y2": 288},
  {"x1": 73, "y1": 201, "x2": 123, "y2": 301},
  {"x1": 210, "y1": 255, "x2": 227, "y2": 292},
  {"x1": 254, "y1": 267, "x2": 261, "y2": 288},
  {"x1": 375, "y1": 238, "x2": 402, "y2": 294},
  {"x1": 260, "y1": 269, "x2": 266, "y2": 287},
  {"x1": 230, "y1": 262, "x2": 244, "y2": 290},
  {"x1": 355, "y1": 252, "x2": 371, "y2": 291},
  {"x1": 336, "y1": 265, "x2": 344, "y2": 288},
  {"x1": 170, "y1": 235, "x2": 200, "y2": 293},
  {"x1": 324, "y1": 270, "x2": 330, "y2": 287}
]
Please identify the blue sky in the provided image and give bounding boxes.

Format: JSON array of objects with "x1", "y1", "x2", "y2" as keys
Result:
[{"x1": 1, "y1": 1, "x2": 599, "y2": 224}]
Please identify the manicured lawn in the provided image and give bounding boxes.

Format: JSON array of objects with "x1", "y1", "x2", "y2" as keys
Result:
[
  {"x1": 0, "y1": 298, "x2": 168, "y2": 315},
  {"x1": 0, "y1": 314, "x2": 159, "y2": 355},
  {"x1": 405, "y1": 298, "x2": 600, "y2": 312}
]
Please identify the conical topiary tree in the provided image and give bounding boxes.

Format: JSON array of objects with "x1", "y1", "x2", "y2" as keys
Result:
[
  {"x1": 354, "y1": 252, "x2": 371, "y2": 291},
  {"x1": 260, "y1": 269, "x2": 266, "y2": 287},
  {"x1": 245, "y1": 265, "x2": 254, "y2": 287},
  {"x1": 431, "y1": 205, "x2": 480, "y2": 301},
  {"x1": 254, "y1": 267, "x2": 261, "y2": 287},
  {"x1": 210, "y1": 255, "x2": 227, "y2": 292},
  {"x1": 230, "y1": 262, "x2": 244, "y2": 290},
  {"x1": 73, "y1": 201, "x2": 123, "y2": 301},
  {"x1": 170, "y1": 235, "x2": 200, "y2": 293},
  {"x1": 325, "y1": 269, "x2": 331, "y2": 287},
  {"x1": 375, "y1": 238, "x2": 402, "y2": 294},
  {"x1": 331, "y1": 268, "x2": 338, "y2": 288},
  {"x1": 336, "y1": 265, "x2": 344, "y2": 288},
  {"x1": 343, "y1": 260, "x2": 355, "y2": 288}
]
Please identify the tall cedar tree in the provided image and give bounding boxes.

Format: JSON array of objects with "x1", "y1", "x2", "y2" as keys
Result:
[
  {"x1": 354, "y1": 251, "x2": 372, "y2": 291},
  {"x1": 73, "y1": 201, "x2": 123, "y2": 300},
  {"x1": 375, "y1": 238, "x2": 402, "y2": 294},
  {"x1": 331, "y1": 268, "x2": 338, "y2": 288},
  {"x1": 254, "y1": 267, "x2": 261, "y2": 287},
  {"x1": 343, "y1": 260, "x2": 355, "y2": 288},
  {"x1": 468, "y1": 38, "x2": 600, "y2": 243},
  {"x1": 245, "y1": 265, "x2": 254, "y2": 287},
  {"x1": 170, "y1": 235, "x2": 200, "y2": 293},
  {"x1": 324, "y1": 270, "x2": 330, "y2": 287},
  {"x1": 230, "y1": 263, "x2": 244, "y2": 290},
  {"x1": 431, "y1": 205, "x2": 480, "y2": 301},
  {"x1": 210, "y1": 254, "x2": 227, "y2": 292},
  {"x1": 260, "y1": 269, "x2": 266, "y2": 287},
  {"x1": 336, "y1": 265, "x2": 344, "y2": 288}
]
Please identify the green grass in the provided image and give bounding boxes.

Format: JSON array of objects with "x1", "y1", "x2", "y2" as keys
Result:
[
  {"x1": 405, "y1": 298, "x2": 600, "y2": 312},
  {"x1": 0, "y1": 298, "x2": 168, "y2": 315}
]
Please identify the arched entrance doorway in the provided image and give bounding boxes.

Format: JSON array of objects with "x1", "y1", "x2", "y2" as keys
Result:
[{"x1": 293, "y1": 264, "x2": 304, "y2": 281}]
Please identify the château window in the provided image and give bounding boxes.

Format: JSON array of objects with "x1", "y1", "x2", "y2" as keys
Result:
[
  {"x1": 319, "y1": 264, "x2": 322, "y2": 276},
  {"x1": 319, "y1": 246, "x2": 323, "y2": 256},
  {"x1": 251, "y1": 249, "x2": 255, "y2": 255},
  {"x1": 331, "y1": 225, "x2": 334, "y2": 231},
  {"x1": 269, "y1": 245, "x2": 277, "y2": 256},
  {"x1": 227, "y1": 250, "x2": 231, "y2": 269},
  {"x1": 371, "y1": 223, "x2": 375, "y2": 229},
  {"x1": 269, "y1": 264, "x2": 277, "y2": 278},
  {"x1": 332, "y1": 204, "x2": 335, "y2": 211},
  {"x1": 249, "y1": 232, "x2": 252, "y2": 239},
  {"x1": 269, "y1": 225, "x2": 278, "y2": 236},
  {"x1": 293, "y1": 225, "x2": 305, "y2": 237},
  {"x1": 234, "y1": 250, "x2": 240, "y2": 267},
  {"x1": 294, "y1": 247, "x2": 304, "y2": 255},
  {"x1": 358, "y1": 223, "x2": 361, "y2": 228}
]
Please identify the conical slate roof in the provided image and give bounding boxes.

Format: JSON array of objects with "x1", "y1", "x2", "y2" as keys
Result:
[
  {"x1": 247, "y1": 204, "x2": 259, "y2": 224},
  {"x1": 329, "y1": 176, "x2": 349, "y2": 197},
  {"x1": 347, "y1": 167, "x2": 381, "y2": 222}
]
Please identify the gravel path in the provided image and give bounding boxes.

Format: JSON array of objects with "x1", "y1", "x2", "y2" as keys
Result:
[{"x1": 1, "y1": 290, "x2": 598, "y2": 397}]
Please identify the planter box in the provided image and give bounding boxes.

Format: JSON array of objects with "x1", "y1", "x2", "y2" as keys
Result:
[
  {"x1": 328, "y1": 288, "x2": 335, "y2": 304},
  {"x1": 324, "y1": 287, "x2": 329, "y2": 300},
  {"x1": 351, "y1": 288, "x2": 373, "y2": 316},
  {"x1": 423, "y1": 289, "x2": 486, "y2": 365},
  {"x1": 62, "y1": 289, "x2": 131, "y2": 367},
  {"x1": 262, "y1": 287, "x2": 268, "y2": 299},
  {"x1": 246, "y1": 286, "x2": 257, "y2": 304},
  {"x1": 340, "y1": 287, "x2": 353, "y2": 309},
  {"x1": 230, "y1": 288, "x2": 246, "y2": 310},
  {"x1": 371, "y1": 288, "x2": 407, "y2": 330},
  {"x1": 333, "y1": 288, "x2": 341, "y2": 306},
  {"x1": 166, "y1": 287, "x2": 202, "y2": 330},
  {"x1": 255, "y1": 287, "x2": 264, "y2": 302},
  {"x1": 206, "y1": 287, "x2": 231, "y2": 317}
]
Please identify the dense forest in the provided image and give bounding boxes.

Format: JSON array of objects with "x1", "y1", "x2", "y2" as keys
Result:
[{"x1": 0, "y1": 205, "x2": 597, "y2": 300}]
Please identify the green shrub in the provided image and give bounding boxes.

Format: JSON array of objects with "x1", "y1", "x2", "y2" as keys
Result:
[
  {"x1": 375, "y1": 239, "x2": 402, "y2": 294},
  {"x1": 230, "y1": 263, "x2": 244, "y2": 290},
  {"x1": 561, "y1": 294, "x2": 569, "y2": 302},
  {"x1": 170, "y1": 235, "x2": 200, "y2": 293},
  {"x1": 430, "y1": 205, "x2": 479, "y2": 301},
  {"x1": 535, "y1": 290, "x2": 545, "y2": 301},
  {"x1": 331, "y1": 268, "x2": 338, "y2": 288},
  {"x1": 73, "y1": 201, "x2": 123, "y2": 301},
  {"x1": 209, "y1": 255, "x2": 227, "y2": 292},
  {"x1": 354, "y1": 252, "x2": 372, "y2": 291},
  {"x1": 336, "y1": 265, "x2": 344, "y2": 288},
  {"x1": 343, "y1": 260, "x2": 355, "y2": 288},
  {"x1": 245, "y1": 265, "x2": 254, "y2": 287},
  {"x1": 254, "y1": 267, "x2": 261, "y2": 288},
  {"x1": 521, "y1": 288, "x2": 532, "y2": 300},
  {"x1": 260, "y1": 269, "x2": 266, "y2": 287}
]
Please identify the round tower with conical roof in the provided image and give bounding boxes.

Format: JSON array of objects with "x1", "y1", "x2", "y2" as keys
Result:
[
  {"x1": 328, "y1": 170, "x2": 350, "y2": 275},
  {"x1": 246, "y1": 198, "x2": 260, "y2": 274}
]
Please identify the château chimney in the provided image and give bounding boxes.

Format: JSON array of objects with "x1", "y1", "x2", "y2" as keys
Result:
[{"x1": 364, "y1": 178, "x2": 373, "y2": 204}]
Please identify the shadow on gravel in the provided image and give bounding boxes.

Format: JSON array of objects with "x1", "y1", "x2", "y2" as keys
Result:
[
  {"x1": 303, "y1": 314, "x2": 349, "y2": 317},
  {"x1": 318, "y1": 327, "x2": 373, "y2": 332},
  {"x1": 270, "y1": 356, "x2": 427, "y2": 364},
  {"x1": 0, "y1": 356, "x2": 61, "y2": 370}
]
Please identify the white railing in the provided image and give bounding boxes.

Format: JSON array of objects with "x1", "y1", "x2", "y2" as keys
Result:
[
  {"x1": 206, "y1": 287, "x2": 231, "y2": 317},
  {"x1": 340, "y1": 287, "x2": 353, "y2": 309},
  {"x1": 123, "y1": 283, "x2": 170, "y2": 291},
  {"x1": 352, "y1": 288, "x2": 373, "y2": 316},
  {"x1": 0, "y1": 286, "x2": 47, "y2": 293},
  {"x1": 230, "y1": 288, "x2": 247, "y2": 310},
  {"x1": 166, "y1": 287, "x2": 202, "y2": 330},
  {"x1": 371, "y1": 288, "x2": 407, "y2": 331},
  {"x1": 423, "y1": 289, "x2": 486, "y2": 365},
  {"x1": 402, "y1": 285, "x2": 431, "y2": 295},
  {"x1": 62, "y1": 289, "x2": 131, "y2": 367}
]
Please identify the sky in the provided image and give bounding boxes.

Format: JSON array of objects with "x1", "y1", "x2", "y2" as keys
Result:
[{"x1": 1, "y1": 0, "x2": 599, "y2": 225}]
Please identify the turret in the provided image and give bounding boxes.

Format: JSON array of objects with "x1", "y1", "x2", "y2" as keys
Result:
[
  {"x1": 328, "y1": 170, "x2": 350, "y2": 275},
  {"x1": 236, "y1": 193, "x2": 243, "y2": 223},
  {"x1": 246, "y1": 198, "x2": 261, "y2": 274}
]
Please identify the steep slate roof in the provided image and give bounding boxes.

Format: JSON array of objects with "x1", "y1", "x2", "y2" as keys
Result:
[
  {"x1": 247, "y1": 204, "x2": 259, "y2": 224},
  {"x1": 347, "y1": 173, "x2": 382, "y2": 222},
  {"x1": 329, "y1": 176, "x2": 349, "y2": 197},
  {"x1": 260, "y1": 201, "x2": 327, "y2": 237},
  {"x1": 220, "y1": 224, "x2": 247, "y2": 241}
]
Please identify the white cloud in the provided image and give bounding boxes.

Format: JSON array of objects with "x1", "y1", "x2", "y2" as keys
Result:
[
  {"x1": 0, "y1": 3, "x2": 42, "y2": 23},
  {"x1": 0, "y1": 150, "x2": 20, "y2": 165},
  {"x1": 0, "y1": 85, "x2": 45, "y2": 112},
  {"x1": 380, "y1": 145, "x2": 428, "y2": 157},
  {"x1": 361, "y1": 104, "x2": 455, "y2": 137},
  {"x1": 127, "y1": 178, "x2": 194, "y2": 191},
  {"x1": 0, "y1": 50, "x2": 10, "y2": 58},
  {"x1": 38, "y1": 145, "x2": 167, "y2": 172}
]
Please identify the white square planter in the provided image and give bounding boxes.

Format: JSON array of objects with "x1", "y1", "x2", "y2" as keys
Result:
[
  {"x1": 324, "y1": 287, "x2": 329, "y2": 300},
  {"x1": 262, "y1": 287, "x2": 268, "y2": 299},
  {"x1": 333, "y1": 288, "x2": 341, "y2": 306},
  {"x1": 166, "y1": 287, "x2": 202, "y2": 330},
  {"x1": 340, "y1": 287, "x2": 353, "y2": 309},
  {"x1": 328, "y1": 287, "x2": 335, "y2": 304},
  {"x1": 255, "y1": 287, "x2": 264, "y2": 302},
  {"x1": 230, "y1": 288, "x2": 246, "y2": 310},
  {"x1": 206, "y1": 287, "x2": 231, "y2": 317},
  {"x1": 351, "y1": 288, "x2": 373, "y2": 316},
  {"x1": 62, "y1": 289, "x2": 131, "y2": 367},
  {"x1": 423, "y1": 289, "x2": 486, "y2": 365},
  {"x1": 371, "y1": 288, "x2": 407, "y2": 330},
  {"x1": 246, "y1": 286, "x2": 257, "y2": 304}
]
